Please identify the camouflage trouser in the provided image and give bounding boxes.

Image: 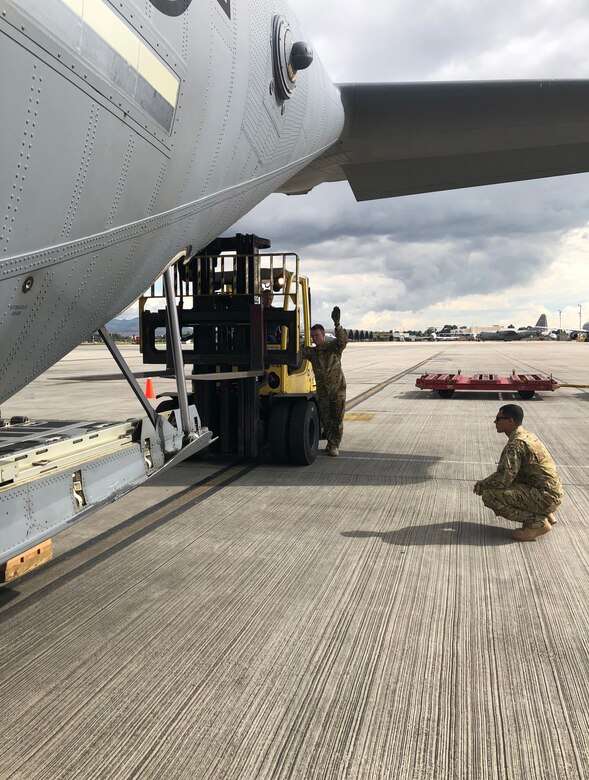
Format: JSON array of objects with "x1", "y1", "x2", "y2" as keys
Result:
[
  {"x1": 480, "y1": 485, "x2": 562, "y2": 528},
  {"x1": 317, "y1": 391, "x2": 346, "y2": 447}
]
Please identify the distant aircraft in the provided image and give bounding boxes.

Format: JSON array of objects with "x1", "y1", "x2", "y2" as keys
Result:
[
  {"x1": 430, "y1": 333, "x2": 460, "y2": 341},
  {"x1": 429, "y1": 327, "x2": 476, "y2": 341},
  {"x1": 559, "y1": 321, "x2": 589, "y2": 340},
  {"x1": 478, "y1": 315, "x2": 555, "y2": 341},
  {"x1": 2, "y1": 1, "x2": 589, "y2": 403}
]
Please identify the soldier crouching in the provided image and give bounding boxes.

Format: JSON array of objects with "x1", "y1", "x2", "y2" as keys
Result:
[{"x1": 474, "y1": 403, "x2": 563, "y2": 542}]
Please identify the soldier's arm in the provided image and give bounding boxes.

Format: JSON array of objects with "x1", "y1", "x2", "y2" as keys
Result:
[
  {"x1": 329, "y1": 307, "x2": 347, "y2": 354},
  {"x1": 334, "y1": 323, "x2": 348, "y2": 353},
  {"x1": 478, "y1": 442, "x2": 523, "y2": 490}
]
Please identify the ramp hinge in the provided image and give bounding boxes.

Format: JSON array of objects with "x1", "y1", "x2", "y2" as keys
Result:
[
  {"x1": 143, "y1": 438, "x2": 154, "y2": 470},
  {"x1": 72, "y1": 470, "x2": 87, "y2": 510}
]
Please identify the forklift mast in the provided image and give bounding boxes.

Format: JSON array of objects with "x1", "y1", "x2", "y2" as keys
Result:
[{"x1": 139, "y1": 235, "x2": 318, "y2": 462}]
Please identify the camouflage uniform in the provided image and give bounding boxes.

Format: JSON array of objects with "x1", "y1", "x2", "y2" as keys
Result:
[
  {"x1": 475, "y1": 426, "x2": 563, "y2": 528},
  {"x1": 301, "y1": 324, "x2": 348, "y2": 448}
]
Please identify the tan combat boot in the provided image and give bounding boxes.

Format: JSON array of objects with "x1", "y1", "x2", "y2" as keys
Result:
[
  {"x1": 512, "y1": 519, "x2": 551, "y2": 542},
  {"x1": 547, "y1": 512, "x2": 557, "y2": 525},
  {"x1": 328, "y1": 446, "x2": 339, "y2": 457}
]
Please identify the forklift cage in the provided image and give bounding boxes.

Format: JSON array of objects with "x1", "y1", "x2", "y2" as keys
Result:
[{"x1": 139, "y1": 250, "x2": 305, "y2": 372}]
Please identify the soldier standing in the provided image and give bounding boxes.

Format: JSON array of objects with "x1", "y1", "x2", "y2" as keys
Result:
[
  {"x1": 301, "y1": 307, "x2": 348, "y2": 457},
  {"x1": 473, "y1": 403, "x2": 563, "y2": 541}
]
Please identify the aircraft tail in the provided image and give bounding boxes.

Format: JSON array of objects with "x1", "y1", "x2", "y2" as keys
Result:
[{"x1": 535, "y1": 313, "x2": 548, "y2": 328}]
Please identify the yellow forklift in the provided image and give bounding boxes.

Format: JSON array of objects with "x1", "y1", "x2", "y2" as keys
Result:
[{"x1": 139, "y1": 234, "x2": 320, "y2": 464}]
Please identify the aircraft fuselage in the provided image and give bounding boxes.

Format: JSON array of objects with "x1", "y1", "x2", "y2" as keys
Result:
[{"x1": 0, "y1": 0, "x2": 344, "y2": 403}]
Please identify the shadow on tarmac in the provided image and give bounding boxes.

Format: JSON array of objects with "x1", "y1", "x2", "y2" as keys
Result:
[
  {"x1": 400, "y1": 390, "x2": 546, "y2": 402},
  {"x1": 0, "y1": 587, "x2": 21, "y2": 607},
  {"x1": 254, "y1": 450, "x2": 443, "y2": 485},
  {"x1": 341, "y1": 521, "x2": 512, "y2": 546}
]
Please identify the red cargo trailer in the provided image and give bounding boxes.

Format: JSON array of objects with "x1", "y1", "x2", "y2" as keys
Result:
[{"x1": 415, "y1": 370, "x2": 559, "y2": 398}]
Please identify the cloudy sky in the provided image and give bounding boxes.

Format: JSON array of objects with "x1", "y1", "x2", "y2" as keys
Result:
[{"x1": 230, "y1": 0, "x2": 589, "y2": 332}]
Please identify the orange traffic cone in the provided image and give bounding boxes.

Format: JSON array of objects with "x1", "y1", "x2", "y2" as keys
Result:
[{"x1": 145, "y1": 377, "x2": 155, "y2": 399}]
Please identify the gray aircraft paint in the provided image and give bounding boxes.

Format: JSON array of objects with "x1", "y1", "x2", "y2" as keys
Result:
[
  {"x1": 2, "y1": 0, "x2": 589, "y2": 404},
  {"x1": 562, "y1": 320, "x2": 589, "y2": 339},
  {"x1": 478, "y1": 314, "x2": 552, "y2": 341},
  {"x1": 0, "y1": 0, "x2": 343, "y2": 403}
]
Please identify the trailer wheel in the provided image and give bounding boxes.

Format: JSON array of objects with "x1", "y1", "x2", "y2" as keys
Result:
[
  {"x1": 268, "y1": 401, "x2": 292, "y2": 463},
  {"x1": 518, "y1": 390, "x2": 535, "y2": 400},
  {"x1": 437, "y1": 389, "x2": 455, "y2": 398},
  {"x1": 288, "y1": 399, "x2": 319, "y2": 465}
]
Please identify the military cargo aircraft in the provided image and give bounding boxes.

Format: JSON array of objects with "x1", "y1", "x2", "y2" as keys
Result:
[
  {"x1": 560, "y1": 321, "x2": 589, "y2": 340},
  {"x1": 2, "y1": 0, "x2": 589, "y2": 406},
  {"x1": 478, "y1": 314, "x2": 555, "y2": 341}
]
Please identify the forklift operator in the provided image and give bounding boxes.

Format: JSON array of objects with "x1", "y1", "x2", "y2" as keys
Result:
[
  {"x1": 301, "y1": 306, "x2": 348, "y2": 457},
  {"x1": 262, "y1": 289, "x2": 281, "y2": 344}
]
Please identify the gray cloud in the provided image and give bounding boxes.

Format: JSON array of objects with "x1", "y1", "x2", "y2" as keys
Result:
[
  {"x1": 294, "y1": 0, "x2": 589, "y2": 82},
  {"x1": 229, "y1": 173, "x2": 588, "y2": 314},
  {"x1": 227, "y1": 1, "x2": 589, "y2": 329}
]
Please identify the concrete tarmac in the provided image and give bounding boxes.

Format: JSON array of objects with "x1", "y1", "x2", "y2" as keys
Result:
[{"x1": 1, "y1": 341, "x2": 588, "y2": 779}]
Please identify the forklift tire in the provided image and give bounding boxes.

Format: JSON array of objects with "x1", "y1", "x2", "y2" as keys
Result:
[
  {"x1": 155, "y1": 393, "x2": 195, "y2": 414},
  {"x1": 155, "y1": 399, "x2": 176, "y2": 413},
  {"x1": 518, "y1": 390, "x2": 535, "y2": 400},
  {"x1": 268, "y1": 401, "x2": 292, "y2": 463},
  {"x1": 437, "y1": 389, "x2": 455, "y2": 398},
  {"x1": 288, "y1": 399, "x2": 319, "y2": 466}
]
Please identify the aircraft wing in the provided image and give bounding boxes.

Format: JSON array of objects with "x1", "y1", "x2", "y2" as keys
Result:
[{"x1": 278, "y1": 80, "x2": 589, "y2": 200}]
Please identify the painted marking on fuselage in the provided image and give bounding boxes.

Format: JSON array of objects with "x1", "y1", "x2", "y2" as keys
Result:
[
  {"x1": 15, "y1": 0, "x2": 180, "y2": 131},
  {"x1": 148, "y1": 0, "x2": 230, "y2": 19},
  {"x1": 216, "y1": 0, "x2": 231, "y2": 19},
  {"x1": 148, "y1": 0, "x2": 193, "y2": 16}
]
